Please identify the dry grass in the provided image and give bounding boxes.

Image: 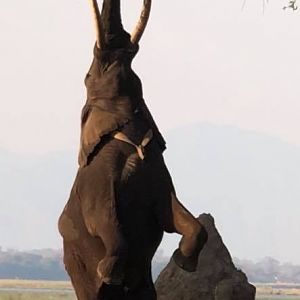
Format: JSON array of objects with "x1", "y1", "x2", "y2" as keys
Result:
[
  {"x1": 257, "y1": 298, "x2": 299, "y2": 300},
  {"x1": 0, "y1": 281, "x2": 75, "y2": 300},
  {"x1": 256, "y1": 285, "x2": 300, "y2": 296},
  {"x1": 0, "y1": 292, "x2": 75, "y2": 300},
  {"x1": 0, "y1": 280, "x2": 73, "y2": 290},
  {"x1": 0, "y1": 280, "x2": 300, "y2": 299}
]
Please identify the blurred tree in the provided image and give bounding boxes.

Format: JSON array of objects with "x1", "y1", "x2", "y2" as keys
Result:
[
  {"x1": 242, "y1": 0, "x2": 298, "y2": 11},
  {"x1": 283, "y1": 0, "x2": 298, "y2": 10}
]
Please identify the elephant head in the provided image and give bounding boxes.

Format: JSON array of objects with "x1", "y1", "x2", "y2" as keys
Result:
[
  {"x1": 79, "y1": 0, "x2": 161, "y2": 167},
  {"x1": 88, "y1": 0, "x2": 151, "y2": 50},
  {"x1": 85, "y1": 0, "x2": 151, "y2": 94},
  {"x1": 85, "y1": 0, "x2": 151, "y2": 102}
]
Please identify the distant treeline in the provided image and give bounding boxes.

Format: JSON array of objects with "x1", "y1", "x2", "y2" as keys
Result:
[
  {"x1": 0, "y1": 248, "x2": 166, "y2": 281},
  {"x1": 0, "y1": 248, "x2": 68, "y2": 280},
  {"x1": 0, "y1": 248, "x2": 299, "y2": 283},
  {"x1": 234, "y1": 257, "x2": 300, "y2": 283}
]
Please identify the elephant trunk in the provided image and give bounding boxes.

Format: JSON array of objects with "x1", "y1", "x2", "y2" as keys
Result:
[
  {"x1": 101, "y1": 0, "x2": 131, "y2": 49},
  {"x1": 88, "y1": 0, "x2": 152, "y2": 49},
  {"x1": 101, "y1": 0, "x2": 122, "y2": 35}
]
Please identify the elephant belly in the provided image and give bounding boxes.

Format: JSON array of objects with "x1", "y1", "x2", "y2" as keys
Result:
[
  {"x1": 117, "y1": 164, "x2": 169, "y2": 259},
  {"x1": 74, "y1": 137, "x2": 170, "y2": 258}
]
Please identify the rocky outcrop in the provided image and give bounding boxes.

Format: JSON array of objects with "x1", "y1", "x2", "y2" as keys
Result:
[{"x1": 155, "y1": 214, "x2": 256, "y2": 300}]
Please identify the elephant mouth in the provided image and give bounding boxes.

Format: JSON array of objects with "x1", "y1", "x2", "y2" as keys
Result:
[{"x1": 88, "y1": 0, "x2": 152, "y2": 50}]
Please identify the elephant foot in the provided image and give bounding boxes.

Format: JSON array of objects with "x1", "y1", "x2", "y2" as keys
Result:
[
  {"x1": 172, "y1": 227, "x2": 208, "y2": 272},
  {"x1": 97, "y1": 256, "x2": 125, "y2": 285},
  {"x1": 172, "y1": 248, "x2": 199, "y2": 272}
]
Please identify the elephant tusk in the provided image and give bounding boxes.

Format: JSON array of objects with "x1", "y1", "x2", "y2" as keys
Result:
[
  {"x1": 88, "y1": 0, "x2": 103, "y2": 49},
  {"x1": 131, "y1": 0, "x2": 152, "y2": 45}
]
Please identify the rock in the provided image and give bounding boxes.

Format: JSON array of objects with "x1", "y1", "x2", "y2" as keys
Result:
[{"x1": 155, "y1": 214, "x2": 256, "y2": 300}]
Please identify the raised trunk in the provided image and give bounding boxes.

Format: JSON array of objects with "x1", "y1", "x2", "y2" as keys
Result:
[
  {"x1": 101, "y1": 0, "x2": 130, "y2": 48},
  {"x1": 101, "y1": 0, "x2": 122, "y2": 34}
]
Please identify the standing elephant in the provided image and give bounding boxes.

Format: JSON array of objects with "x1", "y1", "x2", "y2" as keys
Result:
[{"x1": 58, "y1": 1, "x2": 208, "y2": 299}]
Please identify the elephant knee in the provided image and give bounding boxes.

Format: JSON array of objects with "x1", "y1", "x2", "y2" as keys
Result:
[
  {"x1": 180, "y1": 221, "x2": 208, "y2": 256},
  {"x1": 173, "y1": 223, "x2": 208, "y2": 272}
]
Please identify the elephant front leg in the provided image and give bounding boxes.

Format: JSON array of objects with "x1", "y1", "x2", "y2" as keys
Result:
[
  {"x1": 80, "y1": 188, "x2": 128, "y2": 286},
  {"x1": 166, "y1": 193, "x2": 208, "y2": 272}
]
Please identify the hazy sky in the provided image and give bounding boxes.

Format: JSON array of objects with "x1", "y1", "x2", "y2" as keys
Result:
[
  {"x1": 0, "y1": 1, "x2": 300, "y2": 263},
  {"x1": 1, "y1": 0, "x2": 300, "y2": 154}
]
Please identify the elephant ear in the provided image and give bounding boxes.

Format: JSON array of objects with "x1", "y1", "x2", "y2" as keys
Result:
[{"x1": 78, "y1": 105, "x2": 128, "y2": 167}]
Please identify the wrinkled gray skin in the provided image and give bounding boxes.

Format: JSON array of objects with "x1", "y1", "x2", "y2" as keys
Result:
[{"x1": 58, "y1": 1, "x2": 208, "y2": 299}]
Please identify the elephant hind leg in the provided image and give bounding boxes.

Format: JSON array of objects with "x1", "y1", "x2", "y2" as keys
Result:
[
  {"x1": 161, "y1": 192, "x2": 208, "y2": 272},
  {"x1": 63, "y1": 242, "x2": 100, "y2": 300}
]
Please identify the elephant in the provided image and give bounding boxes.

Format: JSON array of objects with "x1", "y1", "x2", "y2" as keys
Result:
[{"x1": 58, "y1": 1, "x2": 208, "y2": 299}]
